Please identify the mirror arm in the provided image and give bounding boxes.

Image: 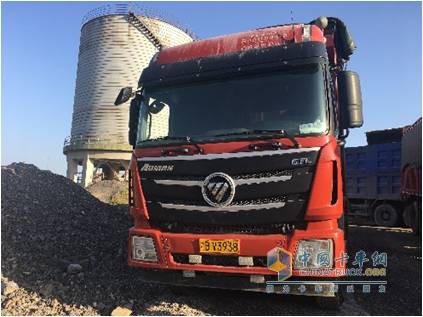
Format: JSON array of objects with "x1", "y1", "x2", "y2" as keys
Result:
[
  {"x1": 130, "y1": 88, "x2": 143, "y2": 100},
  {"x1": 338, "y1": 128, "x2": 349, "y2": 141}
]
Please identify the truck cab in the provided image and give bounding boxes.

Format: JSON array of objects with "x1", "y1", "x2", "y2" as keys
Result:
[{"x1": 116, "y1": 16, "x2": 363, "y2": 307}]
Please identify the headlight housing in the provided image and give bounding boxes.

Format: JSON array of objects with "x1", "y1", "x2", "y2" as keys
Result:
[
  {"x1": 294, "y1": 239, "x2": 333, "y2": 269},
  {"x1": 132, "y1": 236, "x2": 158, "y2": 262}
]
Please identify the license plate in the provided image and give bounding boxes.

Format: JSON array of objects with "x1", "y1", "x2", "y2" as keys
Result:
[{"x1": 199, "y1": 239, "x2": 240, "y2": 254}]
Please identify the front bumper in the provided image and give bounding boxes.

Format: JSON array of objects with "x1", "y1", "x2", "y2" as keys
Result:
[
  {"x1": 134, "y1": 268, "x2": 338, "y2": 297},
  {"x1": 128, "y1": 225, "x2": 345, "y2": 279}
]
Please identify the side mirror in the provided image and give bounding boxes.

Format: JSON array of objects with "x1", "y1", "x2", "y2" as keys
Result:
[
  {"x1": 148, "y1": 100, "x2": 166, "y2": 114},
  {"x1": 128, "y1": 98, "x2": 141, "y2": 146},
  {"x1": 338, "y1": 71, "x2": 363, "y2": 129},
  {"x1": 114, "y1": 87, "x2": 133, "y2": 106}
]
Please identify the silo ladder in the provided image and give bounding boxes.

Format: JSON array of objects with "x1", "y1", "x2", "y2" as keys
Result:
[{"x1": 127, "y1": 12, "x2": 163, "y2": 51}]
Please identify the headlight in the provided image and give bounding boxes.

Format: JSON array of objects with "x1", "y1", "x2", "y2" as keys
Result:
[
  {"x1": 294, "y1": 239, "x2": 333, "y2": 269},
  {"x1": 132, "y1": 236, "x2": 158, "y2": 262}
]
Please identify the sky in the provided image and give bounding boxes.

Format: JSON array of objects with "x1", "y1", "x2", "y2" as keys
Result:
[{"x1": 2, "y1": 1, "x2": 422, "y2": 175}]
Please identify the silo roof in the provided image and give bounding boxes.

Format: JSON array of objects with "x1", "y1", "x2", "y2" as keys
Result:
[{"x1": 80, "y1": 3, "x2": 195, "y2": 38}]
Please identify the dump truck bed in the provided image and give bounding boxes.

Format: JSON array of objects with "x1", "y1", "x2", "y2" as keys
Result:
[{"x1": 345, "y1": 141, "x2": 402, "y2": 201}]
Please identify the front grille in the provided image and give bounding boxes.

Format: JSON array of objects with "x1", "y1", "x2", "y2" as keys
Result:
[
  {"x1": 149, "y1": 220, "x2": 304, "y2": 234},
  {"x1": 172, "y1": 254, "x2": 268, "y2": 267},
  {"x1": 139, "y1": 147, "x2": 319, "y2": 227}
]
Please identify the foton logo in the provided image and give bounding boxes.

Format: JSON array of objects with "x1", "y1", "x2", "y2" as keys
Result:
[
  {"x1": 291, "y1": 157, "x2": 313, "y2": 166},
  {"x1": 140, "y1": 163, "x2": 174, "y2": 172}
]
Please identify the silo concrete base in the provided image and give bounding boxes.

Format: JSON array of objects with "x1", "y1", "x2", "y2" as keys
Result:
[{"x1": 66, "y1": 151, "x2": 131, "y2": 187}]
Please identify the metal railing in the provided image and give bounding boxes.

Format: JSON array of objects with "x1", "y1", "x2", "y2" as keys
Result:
[
  {"x1": 63, "y1": 135, "x2": 132, "y2": 153},
  {"x1": 127, "y1": 12, "x2": 163, "y2": 50},
  {"x1": 81, "y1": 2, "x2": 197, "y2": 39}
]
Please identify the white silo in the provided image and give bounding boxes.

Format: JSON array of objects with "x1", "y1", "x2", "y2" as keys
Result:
[{"x1": 64, "y1": 5, "x2": 194, "y2": 186}]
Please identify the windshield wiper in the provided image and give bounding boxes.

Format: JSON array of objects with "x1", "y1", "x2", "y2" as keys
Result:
[
  {"x1": 212, "y1": 129, "x2": 300, "y2": 148},
  {"x1": 250, "y1": 129, "x2": 301, "y2": 148},
  {"x1": 140, "y1": 135, "x2": 192, "y2": 143},
  {"x1": 141, "y1": 136, "x2": 204, "y2": 154}
]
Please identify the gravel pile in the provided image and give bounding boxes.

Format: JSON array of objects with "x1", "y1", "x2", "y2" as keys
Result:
[{"x1": 1, "y1": 163, "x2": 129, "y2": 314}]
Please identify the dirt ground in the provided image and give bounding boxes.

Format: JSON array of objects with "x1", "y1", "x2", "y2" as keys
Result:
[
  {"x1": 86, "y1": 180, "x2": 128, "y2": 205},
  {"x1": 2, "y1": 224, "x2": 421, "y2": 316},
  {"x1": 1, "y1": 163, "x2": 421, "y2": 315},
  {"x1": 343, "y1": 224, "x2": 421, "y2": 315}
]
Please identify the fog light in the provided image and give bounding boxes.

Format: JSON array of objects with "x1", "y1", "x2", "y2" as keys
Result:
[
  {"x1": 188, "y1": 255, "x2": 202, "y2": 264},
  {"x1": 238, "y1": 256, "x2": 254, "y2": 266},
  {"x1": 294, "y1": 239, "x2": 333, "y2": 269},
  {"x1": 132, "y1": 236, "x2": 158, "y2": 262}
]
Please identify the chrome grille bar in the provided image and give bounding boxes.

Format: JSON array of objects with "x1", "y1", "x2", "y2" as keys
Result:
[
  {"x1": 159, "y1": 202, "x2": 286, "y2": 212},
  {"x1": 154, "y1": 174, "x2": 293, "y2": 187}
]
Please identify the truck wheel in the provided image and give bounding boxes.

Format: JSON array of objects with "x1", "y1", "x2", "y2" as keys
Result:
[
  {"x1": 415, "y1": 201, "x2": 422, "y2": 236},
  {"x1": 373, "y1": 203, "x2": 399, "y2": 227},
  {"x1": 404, "y1": 202, "x2": 422, "y2": 235},
  {"x1": 403, "y1": 205, "x2": 415, "y2": 228},
  {"x1": 316, "y1": 290, "x2": 344, "y2": 310}
]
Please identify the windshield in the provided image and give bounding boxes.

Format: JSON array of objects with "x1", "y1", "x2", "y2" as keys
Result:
[{"x1": 137, "y1": 63, "x2": 328, "y2": 145}]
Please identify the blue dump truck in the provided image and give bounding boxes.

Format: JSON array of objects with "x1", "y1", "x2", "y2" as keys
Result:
[{"x1": 345, "y1": 118, "x2": 422, "y2": 232}]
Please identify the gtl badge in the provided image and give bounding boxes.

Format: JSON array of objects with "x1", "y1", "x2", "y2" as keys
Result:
[{"x1": 291, "y1": 157, "x2": 312, "y2": 166}]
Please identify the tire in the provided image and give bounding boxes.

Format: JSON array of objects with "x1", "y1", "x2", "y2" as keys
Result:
[
  {"x1": 406, "y1": 201, "x2": 422, "y2": 235},
  {"x1": 373, "y1": 203, "x2": 399, "y2": 227},
  {"x1": 415, "y1": 201, "x2": 422, "y2": 236},
  {"x1": 316, "y1": 290, "x2": 344, "y2": 310},
  {"x1": 402, "y1": 204, "x2": 415, "y2": 228},
  {"x1": 403, "y1": 201, "x2": 421, "y2": 235}
]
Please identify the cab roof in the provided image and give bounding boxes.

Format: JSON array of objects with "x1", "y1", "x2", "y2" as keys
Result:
[{"x1": 155, "y1": 24, "x2": 325, "y2": 65}]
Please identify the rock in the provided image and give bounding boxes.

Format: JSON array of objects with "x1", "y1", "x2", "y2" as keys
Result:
[
  {"x1": 3, "y1": 281, "x2": 19, "y2": 296},
  {"x1": 111, "y1": 306, "x2": 132, "y2": 316},
  {"x1": 67, "y1": 263, "x2": 82, "y2": 274}
]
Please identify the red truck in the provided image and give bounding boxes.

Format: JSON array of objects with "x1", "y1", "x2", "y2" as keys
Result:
[
  {"x1": 401, "y1": 118, "x2": 422, "y2": 234},
  {"x1": 115, "y1": 16, "x2": 363, "y2": 308}
]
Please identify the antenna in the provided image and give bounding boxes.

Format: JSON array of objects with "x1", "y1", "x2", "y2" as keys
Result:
[{"x1": 290, "y1": 10, "x2": 295, "y2": 39}]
